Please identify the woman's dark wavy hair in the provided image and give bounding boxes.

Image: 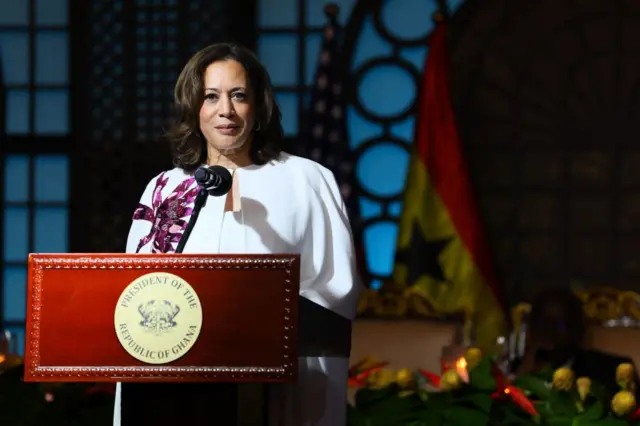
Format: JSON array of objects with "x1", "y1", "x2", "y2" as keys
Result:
[{"x1": 166, "y1": 42, "x2": 284, "y2": 172}]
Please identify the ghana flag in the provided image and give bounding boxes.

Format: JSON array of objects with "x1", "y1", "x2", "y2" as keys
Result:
[{"x1": 392, "y1": 19, "x2": 508, "y2": 352}]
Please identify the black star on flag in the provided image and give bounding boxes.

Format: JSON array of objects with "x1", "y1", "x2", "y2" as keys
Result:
[
  {"x1": 300, "y1": 5, "x2": 370, "y2": 286},
  {"x1": 395, "y1": 222, "x2": 452, "y2": 288}
]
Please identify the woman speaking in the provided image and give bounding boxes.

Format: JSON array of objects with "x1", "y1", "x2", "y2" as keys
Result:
[{"x1": 113, "y1": 42, "x2": 359, "y2": 426}]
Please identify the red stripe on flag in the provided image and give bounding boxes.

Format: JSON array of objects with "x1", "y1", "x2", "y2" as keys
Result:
[{"x1": 414, "y1": 22, "x2": 507, "y2": 313}]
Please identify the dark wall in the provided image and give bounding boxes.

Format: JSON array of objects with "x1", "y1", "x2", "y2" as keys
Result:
[{"x1": 447, "y1": 0, "x2": 640, "y2": 303}]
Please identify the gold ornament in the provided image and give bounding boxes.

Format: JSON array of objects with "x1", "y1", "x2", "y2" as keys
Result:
[
  {"x1": 396, "y1": 368, "x2": 414, "y2": 388},
  {"x1": 612, "y1": 390, "x2": 636, "y2": 416},
  {"x1": 616, "y1": 363, "x2": 636, "y2": 392},
  {"x1": 374, "y1": 293, "x2": 408, "y2": 317},
  {"x1": 357, "y1": 289, "x2": 380, "y2": 315},
  {"x1": 511, "y1": 303, "x2": 531, "y2": 336},
  {"x1": 575, "y1": 286, "x2": 621, "y2": 322},
  {"x1": 441, "y1": 369, "x2": 462, "y2": 390},
  {"x1": 367, "y1": 368, "x2": 396, "y2": 389},
  {"x1": 619, "y1": 291, "x2": 640, "y2": 320},
  {"x1": 464, "y1": 347, "x2": 482, "y2": 370},
  {"x1": 552, "y1": 367, "x2": 575, "y2": 391},
  {"x1": 576, "y1": 377, "x2": 591, "y2": 401}
]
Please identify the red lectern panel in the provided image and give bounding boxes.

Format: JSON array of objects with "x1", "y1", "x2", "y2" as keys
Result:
[{"x1": 23, "y1": 253, "x2": 300, "y2": 383}]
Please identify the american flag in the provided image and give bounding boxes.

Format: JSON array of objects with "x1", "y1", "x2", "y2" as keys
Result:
[
  {"x1": 302, "y1": 6, "x2": 370, "y2": 288},
  {"x1": 0, "y1": 51, "x2": 5, "y2": 134}
]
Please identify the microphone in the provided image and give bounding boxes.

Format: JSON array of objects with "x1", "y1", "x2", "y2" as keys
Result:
[
  {"x1": 175, "y1": 166, "x2": 232, "y2": 253},
  {"x1": 194, "y1": 165, "x2": 233, "y2": 196}
]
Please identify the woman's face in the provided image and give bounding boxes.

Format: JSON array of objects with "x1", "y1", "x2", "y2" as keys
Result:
[{"x1": 199, "y1": 59, "x2": 256, "y2": 156}]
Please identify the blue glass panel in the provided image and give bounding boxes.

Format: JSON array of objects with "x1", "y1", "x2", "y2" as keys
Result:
[
  {"x1": 34, "y1": 207, "x2": 68, "y2": 253},
  {"x1": 36, "y1": 0, "x2": 68, "y2": 25},
  {"x1": 380, "y1": 0, "x2": 437, "y2": 41},
  {"x1": 351, "y1": 17, "x2": 393, "y2": 71},
  {"x1": 257, "y1": 35, "x2": 298, "y2": 86},
  {"x1": 6, "y1": 90, "x2": 30, "y2": 134},
  {"x1": 3, "y1": 267, "x2": 27, "y2": 322},
  {"x1": 4, "y1": 327, "x2": 25, "y2": 356},
  {"x1": 3, "y1": 207, "x2": 29, "y2": 262},
  {"x1": 34, "y1": 155, "x2": 69, "y2": 202},
  {"x1": 35, "y1": 90, "x2": 69, "y2": 134},
  {"x1": 305, "y1": 0, "x2": 357, "y2": 26},
  {"x1": 0, "y1": 32, "x2": 30, "y2": 85},
  {"x1": 358, "y1": 64, "x2": 416, "y2": 118},
  {"x1": 0, "y1": 0, "x2": 28, "y2": 25},
  {"x1": 4, "y1": 155, "x2": 29, "y2": 203},
  {"x1": 36, "y1": 31, "x2": 69, "y2": 85},
  {"x1": 360, "y1": 197, "x2": 382, "y2": 220},
  {"x1": 449, "y1": 0, "x2": 466, "y2": 14},
  {"x1": 258, "y1": 0, "x2": 296, "y2": 27},
  {"x1": 275, "y1": 92, "x2": 298, "y2": 136},
  {"x1": 357, "y1": 142, "x2": 409, "y2": 197},
  {"x1": 370, "y1": 279, "x2": 383, "y2": 291},
  {"x1": 400, "y1": 46, "x2": 428, "y2": 72},
  {"x1": 364, "y1": 221, "x2": 398, "y2": 276},
  {"x1": 347, "y1": 106, "x2": 381, "y2": 150},
  {"x1": 390, "y1": 117, "x2": 416, "y2": 143},
  {"x1": 388, "y1": 201, "x2": 403, "y2": 217},
  {"x1": 305, "y1": 33, "x2": 322, "y2": 86}
]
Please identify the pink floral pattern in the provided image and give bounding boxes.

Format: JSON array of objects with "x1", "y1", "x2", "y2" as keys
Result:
[{"x1": 132, "y1": 173, "x2": 199, "y2": 253}]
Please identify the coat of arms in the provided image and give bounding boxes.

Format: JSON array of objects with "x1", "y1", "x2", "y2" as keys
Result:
[{"x1": 137, "y1": 300, "x2": 181, "y2": 335}]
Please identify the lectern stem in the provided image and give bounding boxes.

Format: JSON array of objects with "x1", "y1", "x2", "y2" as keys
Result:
[{"x1": 121, "y1": 382, "x2": 268, "y2": 425}]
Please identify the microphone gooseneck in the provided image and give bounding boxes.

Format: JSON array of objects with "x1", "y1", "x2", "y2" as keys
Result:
[
  {"x1": 175, "y1": 166, "x2": 234, "y2": 253},
  {"x1": 194, "y1": 165, "x2": 233, "y2": 196}
]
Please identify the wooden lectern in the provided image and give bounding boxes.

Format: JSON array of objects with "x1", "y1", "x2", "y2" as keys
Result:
[{"x1": 24, "y1": 253, "x2": 338, "y2": 425}]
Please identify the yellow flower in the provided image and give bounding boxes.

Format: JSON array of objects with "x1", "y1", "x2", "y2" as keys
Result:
[
  {"x1": 367, "y1": 368, "x2": 396, "y2": 389},
  {"x1": 617, "y1": 363, "x2": 634, "y2": 381},
  {"x1": 617, "y1": 363, "x2": 635, "y2": 391},
  {"x1": 464, "y1": 347, "x2": 482, "y2": 370},
  {"x1": 396, "y1": 368, "x2": 414, "y2": 388},
  {"x1": 576, "y1": 377, "x2": 591, "y2": 401},
  {"x1": 552, "y1": 367, "x2": 575, "y2": 391},
  {"x1": 612, "y1": 390, "x2": 636, "y2": 416},
  {"x1": 441, "y1": 369, "x2": 462, "y2": 390}
]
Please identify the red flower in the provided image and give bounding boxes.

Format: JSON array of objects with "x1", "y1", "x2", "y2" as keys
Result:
[
  {"x1": 417, "y1": 369, "x2": 441, "y2": 388},
  {"x1": 348, "y1": 360, "x2": 389, "y2": 387},
  {"x1": 490, "y1": 362, "x2": 539, "y2": 417}
]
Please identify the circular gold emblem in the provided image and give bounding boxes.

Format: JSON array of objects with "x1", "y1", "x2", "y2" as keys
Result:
[{"x1": 114, "y1": 272, "x2": 203, "y2": 364}]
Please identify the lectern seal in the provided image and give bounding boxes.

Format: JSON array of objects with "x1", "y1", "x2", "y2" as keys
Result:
[{"x1": 114, "y1": 272, "x2": 203, "y2": 364}]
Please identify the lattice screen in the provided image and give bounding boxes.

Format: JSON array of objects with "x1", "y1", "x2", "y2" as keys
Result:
[{"x1": 73, "y1": 0, "x2": 234, "y2": 253}]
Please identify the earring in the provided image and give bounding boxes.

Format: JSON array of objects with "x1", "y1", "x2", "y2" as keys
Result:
[{"x1": 254, "y1": 122, "x2": 261, "y2": 131}]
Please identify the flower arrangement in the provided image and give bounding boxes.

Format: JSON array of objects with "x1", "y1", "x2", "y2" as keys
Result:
[{"x1": 347, "y1": 348, "x2": 640, "y2": 426}]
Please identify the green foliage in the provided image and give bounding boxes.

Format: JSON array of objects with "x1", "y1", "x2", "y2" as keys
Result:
[
  {"x1": 347, "y1": 358, "x2": 640, "y2": 426},
  {"x1": 0, "y1": 364, "x2": 113, "y2": 426}
]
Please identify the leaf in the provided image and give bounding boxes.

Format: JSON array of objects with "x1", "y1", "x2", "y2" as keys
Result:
[
  {"x1": 493, "y1": 404, "x2": 539, "y2": 426},
  {"x1": 546, "y1": 390, "x2": 579, "y2": 417},
  {"x1": 582, "y1": 419, "x2": 630, "y2": 426},
  {"x1": 456, "y1": 392, "x2": 493, "y2": 413},
  {"x1": 468, "y1": 358, "x2": 497, "y2": 392},
  {"x1": 361, "y1": 390, "x2": 426, "y2": 426},
  {"x1": 543, "y1": 417, "x2": 573, "y2": 426},
  {"x1": 575, "y1": 400, "x2": 605, "y2": 422},
  {"x1": 513, "y1": 374, "x2": 552, "y2": 400},
  {"x1": 535, "y1": 367, "x2": 555, "y2": 383},
  {"x1": 346, "y1": 403, "x2": 369, "y2": 426},
  {"x1": 354, "y1": 385, "x2": 400, "y2": 409},
  {"x1": 444, "y1": 406, "x2": 489, "y2": 426},
  {"x1": 414, "y1": 407, "x2": 443, "y2": 426}
]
